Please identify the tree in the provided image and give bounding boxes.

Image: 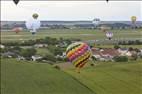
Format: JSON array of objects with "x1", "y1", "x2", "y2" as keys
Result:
[
  {"x1": 114, "y1": 45, "x2": 120, "y2": 49},
  {"x1": 20, "y1": 48, "x2": 37, "y2": 59},
  {"x1": 113, "y1": 56, "x2": 128, "y2": 62},
  {"x1": 43, "y1": 53, "x2": 56, "y2": 62}
]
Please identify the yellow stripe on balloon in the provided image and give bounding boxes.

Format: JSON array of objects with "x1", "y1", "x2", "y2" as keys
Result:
[
  {"x1": 66, "y1": 44, "x2": 84, "y2": 57},
  {"x1": 73, "y1": 51, "x2": 91, "y2": 66}
]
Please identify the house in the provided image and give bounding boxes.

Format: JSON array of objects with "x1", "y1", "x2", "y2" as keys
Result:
[
  {"x1": 55, "y1": 52, "x2": 66, "y2": 59},
  {"x1": 0, "y1": 44, "x2": 5, "y2": 49},
  {"x1": 1, "y1": 52, "x2": 17, "y2": 58},
  {"x1": 92, "y1": 48, "x2": 120, "y2": 61},
  {"x1": 117, "y1": 48, "x2": 128, "y2": 56},
  {"x1": 34, "y1": 44, "x2": 48, "y2": 48},
  {"x1": 31, "y1": 55, "x2": 43, "y2": 61},
  {"x1": 17, "y1": 56, "x2": 25, "y2": 61}
]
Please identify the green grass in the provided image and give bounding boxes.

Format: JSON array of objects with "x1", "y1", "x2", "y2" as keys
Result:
[
  {"x1": 65, "y1": 61, "x2": 142, "y2": 94},
  {"x1": 1, "y1": 58, "x2": 142, "y2": 94},
  {"x1": 1, "y1": 58, "x2": 95, "y2": 94},
  {"x1": 1, "y1": 29, "x2": 142, "y2": 42}
]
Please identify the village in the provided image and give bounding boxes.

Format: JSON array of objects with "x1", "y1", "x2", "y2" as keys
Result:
[{"x1": 1, "y1": 37, "x2": 142, "y2": 63}]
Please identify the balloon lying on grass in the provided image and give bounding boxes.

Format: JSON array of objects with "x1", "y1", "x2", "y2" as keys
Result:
[
  {"x1": 12, "y1": 27, "x2": 23, "y2": 34},
  {"x1": 25, "y1": 13, "x2": 41, "y2": 35},
  {"x1": 106, "y1": 32, "x2": 113, "y2": 40},
  {"x1": 66, "y1": 42, "x2": 92, "y2": 73}
]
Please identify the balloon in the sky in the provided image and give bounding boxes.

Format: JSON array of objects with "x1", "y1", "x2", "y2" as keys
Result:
[
  {"x1": 106, "y1": 32, "x2": 113, "y2": 40},
  {"x1": 131, "y1": 16, "x2": 137, "y2": 24},
  {"x1": 92, "y1": 18, "x2": 100, "y2": 26},
  {"x1": 32, "y1": 13, "x2": 39, "y2": 19},
  {"x1": 12, "y1": 27, "x2": 23, "y2": 34},
  {"x1": 66, "y1": 42, "x2": 92, "y2": 69},
  {"x1": 25, "y1": 13, "x2": 41, "y2": 35}
]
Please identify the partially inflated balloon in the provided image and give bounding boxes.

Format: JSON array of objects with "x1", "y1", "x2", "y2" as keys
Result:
[
  {"x1": 106, "y1": 32, "x2": 113, "y2": 40},
  {"x1": 12, "y1": 27, "x2": 23, "y2": 34},
  {"x1": 66, "y1": 42, "x2": 92, "y2": 68}
]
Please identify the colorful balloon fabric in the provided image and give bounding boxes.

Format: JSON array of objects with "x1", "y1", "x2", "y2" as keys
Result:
[{"x1": 66, "y1": 42, "x2": 92, "y2": 68}]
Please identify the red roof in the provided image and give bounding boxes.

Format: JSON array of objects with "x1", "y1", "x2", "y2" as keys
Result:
[{"x1": 92, "y1": 48, "x2": 120, "y2": 57}]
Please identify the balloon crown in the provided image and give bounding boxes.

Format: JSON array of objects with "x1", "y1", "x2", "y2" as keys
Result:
[{"x1": 32, "y1": 13, "x2": 39, "y2": 19}]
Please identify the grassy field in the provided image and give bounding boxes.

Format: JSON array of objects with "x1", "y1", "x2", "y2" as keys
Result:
[
  {"x1": 64, "y1": 60, "x2": 142, "y2": 94},
  {"x1": 1, "y1": 58, "x2": 95, "y2": 94},
  {"x1": 1, "y1": 58, "x2": 142, "y2": 94},
  {"x1": 1, "y1": 29, "x2": 142, "y2": 42}
]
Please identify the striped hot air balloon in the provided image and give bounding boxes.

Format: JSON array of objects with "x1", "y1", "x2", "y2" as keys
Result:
[{"x1": 66, "y1": 42, "x2": 92, "y2": 72}]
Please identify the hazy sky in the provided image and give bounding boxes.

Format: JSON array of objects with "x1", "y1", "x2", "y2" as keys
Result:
[{"x1": 1, "y1": 1, "x2": 142, "y2": 21}]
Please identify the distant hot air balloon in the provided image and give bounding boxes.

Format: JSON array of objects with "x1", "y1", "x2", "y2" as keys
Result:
[
  {"x1": 92, "y1": 18, "x2": 100, "y2": 28},
  {"x1": 131, "y1": 16, "x2": 137, "y2": 29},
  {"x1": 66, "y1": 42, "x2": 92, "y2": 73},
  {"x1": 106, "y1": 31, "x2": 113, "y2": 40},
  {"x1": 25, "y1": 13, "x2": 41, "y2": 35},
  {"x1": 131, "y1": 16, "x2": 137, "y2": 24},
  {"x1": 12, "y1": 27, "x2": 23, "y2": 34}
]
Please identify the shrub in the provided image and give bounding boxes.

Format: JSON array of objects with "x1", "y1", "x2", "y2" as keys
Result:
[
  {"x1": 53, "y1": 65, "x2": 60, "y2": 70},
  {"x1": 20, "y1": 48, "x2": 37, "y2": 58},
  {"x1": 113, "y1": 56, "x2": 128, "y2": 62},
  {"x1": 90, "y1": 63, "x2": 94, "y2": 66},
  {"x1": 43, "y1": 53, "x2": 56, "y2": 62},
  {"x1": 114, "y1": 45, "x2": 120, "y2": 49}
]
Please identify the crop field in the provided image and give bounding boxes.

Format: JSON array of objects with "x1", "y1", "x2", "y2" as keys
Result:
[
  {"x1": 59, "y1": 60, "x2": 142, "y2": 94},
  {"x1": 1, "y1": 58, "x2": 94, "y2": 94},
  {"x1": 1, "y1": 29, "x2": 142, "y2": 42},
  {"x1": 1, "y1": 28, "x2": 142, "y2": 94},
  {"x1": 1, "y1": 58, "x2": 142, "y2": 94}
]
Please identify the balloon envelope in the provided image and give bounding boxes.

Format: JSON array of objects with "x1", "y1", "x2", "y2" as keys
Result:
[
  {"x1": 131, "y1": 16, "x2": 137, "y2": 22},
  {"x1": 92, "y1": 18, "x2": 100, "y2": 26},
  {"x1": 32, "y1": 13, "x2": 39, "y2": 19},
  {"x1": 25, "y1": 18, "x2": 41, "y2": 32},
  {"x1": 66, "y1": 42, "x2": 92, "y2": 68},
  {"x1": 106, "y1": 32, "x2": 113, "y2": 38},
  {"x1": 12, "y1": 27, "x2": 23, "y2": 33}
]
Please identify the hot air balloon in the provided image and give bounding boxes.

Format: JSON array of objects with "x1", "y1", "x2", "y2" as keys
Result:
[
  {"x1": 92, "y1": 18, "x2": 100, "y2": 28},
  {"x1": 106, "y1": 31, "x2": 113, "y2": 40},
  {"x1": 25, "y1": 13, "x2": 41, "y2": 35},
  {"x1": 66, "y1": 42, "x2": 92, "y2": 73},
  {"x1": 131, "y1": 16, "x2": 137, "y2": 29},
  {"x1": 131, "y1": 16, "x2": 137, "y2": 24},
  {"x1": 12, "y1": 27, "x2": 23, "y2": 34}
]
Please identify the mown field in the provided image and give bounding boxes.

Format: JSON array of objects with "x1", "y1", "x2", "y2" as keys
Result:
[
  {"x1": 1, "y1": 58, "x2": 142, "y2": 94},
  {"x1": 1, "y1": 29, "x2": 142, "y2": 42},
  {"x1": 64, "y1": 60, "x2": 142, "y2": 94},
  {"x1": 1, "y1": 58, "x2": 94, "y2": 94}
]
